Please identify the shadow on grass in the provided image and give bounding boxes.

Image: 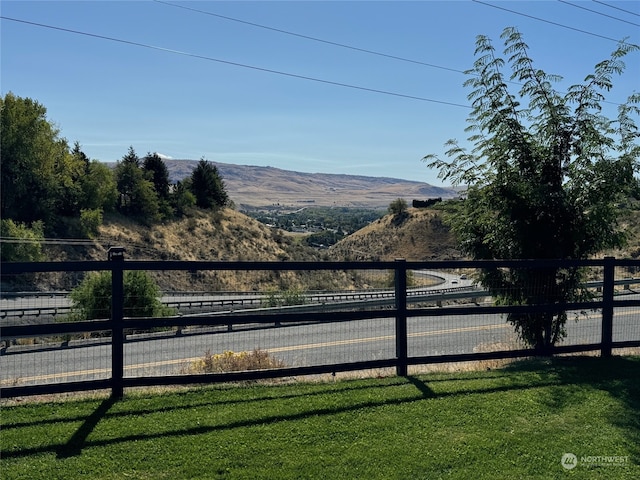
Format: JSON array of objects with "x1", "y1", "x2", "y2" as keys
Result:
[
  {"x1": 3, "y1": 356, "x2": 638, "y2": 462},
  {"x1": 2, "y1": 376, "x2": 412, "y2": 431},
  {"x1": 56, "y1": 397, "x2": 117, "y2": 459},
  {"x1": 505, "y1": 356, "x2": 640, "y2": 464}
]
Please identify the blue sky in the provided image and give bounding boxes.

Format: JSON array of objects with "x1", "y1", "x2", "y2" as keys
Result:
[{"x1": 2, "y1": 1, "x2": 639, "y2": 186}]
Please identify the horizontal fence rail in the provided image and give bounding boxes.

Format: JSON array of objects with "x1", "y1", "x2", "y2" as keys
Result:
[{"x1": 1, "y1": 256, "x2": 639, "y2": 399}]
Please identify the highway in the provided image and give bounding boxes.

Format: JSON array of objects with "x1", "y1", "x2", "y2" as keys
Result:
[
  {"x1": 2, "y1": 300, "x2": 638, "y2": 387},
  {"x1": 0, "y1": 270, "x2": 471, "y2": 324}
]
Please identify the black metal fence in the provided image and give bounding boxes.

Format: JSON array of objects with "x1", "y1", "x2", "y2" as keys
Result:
[{"x1": 1, "y1": 254, "x2": 639, "y2": 399}]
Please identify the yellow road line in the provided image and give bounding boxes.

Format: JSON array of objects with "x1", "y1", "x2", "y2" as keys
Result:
[
  {"x1": 3, "y1": 323, "x2": 509, "y2": 384},
  {"x1": 4, "y1": 309, "x2": 637, "y2": 385}
]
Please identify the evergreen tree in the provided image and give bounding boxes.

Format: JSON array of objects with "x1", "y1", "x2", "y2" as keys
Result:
[
  {"x1": 190, "y1": 158, "x2": 229, "y2": 209},
  {"x1": 115, "y1": 146, "x2": 160, "y2": 222},
  {"x1": 143, "y1": 152, "x2": 170, "y2": 199},
  {"x1": 170, "y1": 179, "x2": 196, "y2": 217}
]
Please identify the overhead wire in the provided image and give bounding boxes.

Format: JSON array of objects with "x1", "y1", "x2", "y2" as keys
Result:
[
  {"x1": 0, "y1": 237, "x2": 97, "y2": 246},
  {"x1": 472, "y1": 0, "x2": 640, "y2": 48},
  {"x1": 0, "y1": 236, "x2": 162, "y2": 256},
  {"x1": 2, "y1": 0, "x2": 636, "y2": 111},
  {"x1": 151, "y1": 1, "x2": 634, "y2": 107},
  {"x1": 557, "y1": 0, "x2": 640, "y2": 27},
  {"x1": 0, "y1": 15, "x2": 471, "y2": 109},
  {"x1": 592, "y1": 0, "x2": 640, "y2": 18},
  {"x1": 152, "y1": 0, "x2": 468, "y2": 76}
]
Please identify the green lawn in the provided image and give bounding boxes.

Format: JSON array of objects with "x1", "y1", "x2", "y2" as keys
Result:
[{"x1": 1, "y1": 356, "x2": 639, "y2": 479}]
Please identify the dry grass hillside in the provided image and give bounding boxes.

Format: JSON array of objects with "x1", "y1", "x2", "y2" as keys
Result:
[
  {"x1": 36, "y1": 205, "x2": 640, "y2": 292},
  {"x1": 42, "y1": 208, "x2": 332, "y2": 292},
  {"x1": 163, "y1": 159, "x2": 458, "y2": 209},
  {"x1": 329, "y1": 208, "x2": 460, "y2": 261},
  {"x1": 326, "y1": 206, "x2": 640, "y2": 264},
  {"x1": 95, "y1": 209, "x2": 322, "y2": 263},
  {"x1": 39, "y1": 207, "x2": 460, "y2": 292}
]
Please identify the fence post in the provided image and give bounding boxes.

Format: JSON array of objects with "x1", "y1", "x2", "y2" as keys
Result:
[
  {"x1": 395, "y1": 258, "x2": 408, "y2": 376},
  {"x1": 601, "y1": 256, "x2": 615, "y2": 358},
  {"x1": 109, "y1": 247, "x2": 126, "y2": 399}
]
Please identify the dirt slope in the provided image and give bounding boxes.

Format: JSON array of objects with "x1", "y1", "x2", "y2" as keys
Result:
[{"x1": 329, "y1": 208, "x2": 460, "y2": 261}]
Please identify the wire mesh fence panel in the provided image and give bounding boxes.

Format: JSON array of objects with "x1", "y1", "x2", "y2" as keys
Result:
[
  {"x1": 3, "y1": 258, "x2": 640, "y2": 397},
  {"x1": 612, "y1": 265, "x2": 640, "y2": 347},
  {"x1": 406, "y1": 267, "x2": 487, "y2": 312},
  {"x1": 261, "y1": 317, "x2": 396, "y2": 368},
  {"x1": 407, "y1": 313, "x2": 521, "y2": 358},
  {"x1": 612, "y1": 308, "x2": 640, "y2": 347},
  {"x1": 560, "y1": 310, "x2": 602, "y2": 346},
  {"x1": 120, "y1": 315, "x2": 397, "y2": 379},
  {"x1": 1, "y1": 341, "x2": 112, "y2": 387},
  {"x1": 0, "y1": 270, "x2": 112, "y2": 388}
]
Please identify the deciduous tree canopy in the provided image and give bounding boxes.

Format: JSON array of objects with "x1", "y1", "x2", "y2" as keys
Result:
[
  {"x1": 425, "y1": 28, "x2": 639, "y2": 349},
  {"x1": 1, "y1": 92, "x2": 232, "y2": 247}
]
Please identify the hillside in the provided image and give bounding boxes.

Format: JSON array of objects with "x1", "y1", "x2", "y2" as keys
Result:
[
  {"x1": 328, "y1": 205, "x2": 640, "y2": 263},
  {"x1": 38, "y1": 207, "x2": 460, "y2": 291},
  {"x1": 42, "y1": 208, "x2": 330, "y2": 292},
  {"x1": 162, "y1": 159, "x2": 458, "y2": 209},
  {"x1": 329, "y1": 208, "x2": 460, "y2": 261},
  {"x1": 38, "y1": 204, "x2": 640, "y2": 292}
]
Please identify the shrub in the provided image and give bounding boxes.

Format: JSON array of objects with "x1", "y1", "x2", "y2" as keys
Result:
[
  {"x1": 69, "y1": 270, "x2": 174, "y2": 320},
  {"x1": 0, "y1": 219, "x2": 44, "y2": 262},
  {"x1": 188, "y1": 349, "x2": 285, "y2": 373},
  {"x1": 388, "y1": 198, "x2": 408, "y2": 216},
  {"x1": 79, "y1": 208, "x2": 103, "y2": 238},
  {"x1": 262, "y1": 288, "x2": 307, "y2": 307}
]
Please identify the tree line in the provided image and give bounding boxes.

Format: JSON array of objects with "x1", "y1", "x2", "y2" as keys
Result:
[{"x1": 0, "y1": 92, "x2": 229, "y2": 261}]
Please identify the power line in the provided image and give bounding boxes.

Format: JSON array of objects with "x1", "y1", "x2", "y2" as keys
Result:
[
  {"x1": 0, "y1": 15, "x2": 471, "y2": 109},
  {"x1": 151, "y1": 0, "x2": 631, "y2": 107},
  {"x1": 592, "y1": 0, "x2": 640, "y2": 18},
  {"x1": 152, "y1": 0, "x2": 468, "y2": 76},
  {"x1": 1, "y1": 237, "x2": 98, "y2": 246},
  {"x1": 0, "y1": 236, "x2": 159, "y2": 254},
  {"x1": 472, "y1": 0, "x2": 640, "y2": 48},
  {"x1": 558, "y1": 0, "x2": 640, "y2": 27},
  {"x1": 1, "y1": 10, "x2": 632, "y2": 111}
]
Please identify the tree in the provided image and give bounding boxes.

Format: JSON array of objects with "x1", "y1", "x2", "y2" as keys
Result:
[
  {"x1": 82, "y1": 160, "x2": 118, "y2": 213},
  {"x1": 388, "y1": 198, "x2": 408, "y2": 216},
  {"x1": 0, "y1": 93, "x2": 68, "y2": 227},
  {"x1": 54, "y1": 145, "x2": 87, "y2": 219},
  {"x1": 388, "y1": 198, "x2": 409, "y2": 226},
  {"x1": 115, "y1": 146, "x2": 160, "y2": 222},
  {"x1": 69, "y1": 270, "x2": 172, "y2": 320},
  {"x1": 115, "y1": 146, "x2": 142, "y2": 213},
  {"x1": 424, "y1": 28, "x2": 639, "y2": 350},
  {"x1": 190, "y1": 158, "x2": 229, "y2": 209},
  {"x1": 170, "y1": 179, "x2": 196, "y2": 217},
  {"x1": 143, "y1": 152, "x2": 170, "y2": 199}
]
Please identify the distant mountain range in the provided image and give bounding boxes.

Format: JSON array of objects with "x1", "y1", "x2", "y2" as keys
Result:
[{"x1": 164, "y1": 159, "x2": 459, "y2": 209}]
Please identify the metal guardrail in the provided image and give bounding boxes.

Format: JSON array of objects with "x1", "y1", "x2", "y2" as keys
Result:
[
  {"x1": 0, "y1": 285, "x2": 479, "y2": 319},
  {"x1": 4, "y1": 276, "x2": 640, "y2": 320}
]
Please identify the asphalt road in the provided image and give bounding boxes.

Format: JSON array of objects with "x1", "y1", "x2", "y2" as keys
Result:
[{"x1": 2, "y1": 303, "x2": 638, "y2": 387}]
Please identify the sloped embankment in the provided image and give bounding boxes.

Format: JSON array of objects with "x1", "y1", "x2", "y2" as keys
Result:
[{"x1": 329, "y1": 208, "x2": 460, "y2": 261}]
